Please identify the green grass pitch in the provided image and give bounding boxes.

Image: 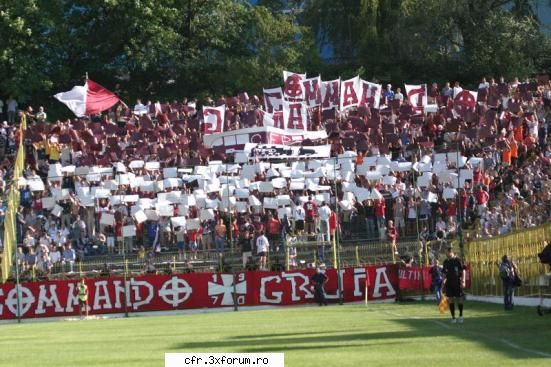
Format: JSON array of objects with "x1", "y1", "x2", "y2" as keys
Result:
[{"x1": 1, "y1": 301, "x2": 550, "y2": 367}]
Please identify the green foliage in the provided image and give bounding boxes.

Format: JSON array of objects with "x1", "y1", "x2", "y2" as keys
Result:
[
  {"x1": 303, "y1": 0, "x2": 551, "y2": 86},
  {"x1": 0, "y1": 0, "x2": 550, "y2": 112},
  {"x1": 0, "y1": 0, "x2": 316, "y2": 113}
]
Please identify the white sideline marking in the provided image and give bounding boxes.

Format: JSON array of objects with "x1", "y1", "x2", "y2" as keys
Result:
[{"x1": 381, "y1": 310, "x2": 551, "y2": 358}]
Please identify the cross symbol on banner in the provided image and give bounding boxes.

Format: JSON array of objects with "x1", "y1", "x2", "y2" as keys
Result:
[
  {"x1": 208, "y1": 274, "x2": 247, "y2": 306},
  {"x1": 6, "y1": 286, "x2": 35, "y2": 317},
  {"x1": 158, "y1": 277, "x2": 193, "y2": 307}
]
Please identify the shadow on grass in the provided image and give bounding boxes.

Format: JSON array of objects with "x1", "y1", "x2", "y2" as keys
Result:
[
  {"x1": 172, "y1": 302, "x2": 551, "y2": 360},
  {"x1": 171, "y1": 330, "x2": 436, "y2": 353},
  {"x1": 388, "y1": 302, "x2": 551, "y2": 360}
]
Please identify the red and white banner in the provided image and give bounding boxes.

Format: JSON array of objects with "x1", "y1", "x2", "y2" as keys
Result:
[
  {"x1": 321, "y1": 79, "x2": 340, "y2": 110},
  {"x1": 54, "y1": 79, "x2": 120, "y2": 117},
  {"x1": 302, "y1": 76, "x2": 322, "y2": 107},
  {"x1": 405, "y1": 84, "x2": 428, "y2": 113},
  {"x1": 454, "y1": 90, "x2": 478, "y2": 114},
  {"x1": 398, "y1": 265, "x2": 472, "y2": 291},
  {"x1": 263, "y1": 87, "x2": 284, "y2": 114},
  {"x1": 283, "y1": 71, "x2": 306, "y2": 100},
  {"x1": 202, "y1": 105, "x2": 225, "y2": 134},
  {"x1": 203, "y1": 126, "x2": 328, "y2": 149},
  {"x1": 0, "y1": 265, "x2": 400, "y2": 320},
  {"x1": 282, "y1": 101, "x2": 308, "y2": 130},
  {"x1": 340, "y1": 76, "x2": 360, "y2": 111},
  {"x1": 359, "y1": 80, "x2": 382, "y2": 109}
]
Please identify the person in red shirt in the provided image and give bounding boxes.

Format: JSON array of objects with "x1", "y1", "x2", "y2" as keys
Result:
[
  {"x1": 304, "y1": 197, "x2": 318, "y2": 235},
  {"x1": 386, "y1": 220, "x2": 398, "y2": 255},
  {"x1": 329, "y1": 210, "x2": 338, "y2": 241},
  {"x1": 459, "y1": 188, "x2": 468, "y2": 221},
  {"x1": 187, "y1": 228, "x2": 199, "y2": 260},
  {"x1": 475, "y1": 186, "x2": 489, "y2": 216},
  {"x1": 374, "y1": 199, "x2": 386, "y2": 231},
  {"x1": 446, "y1": 200, "x2": 457, "y2": 222},
  {"x1": 266, "y1": 214, "x2": 281, "y2": 247}
]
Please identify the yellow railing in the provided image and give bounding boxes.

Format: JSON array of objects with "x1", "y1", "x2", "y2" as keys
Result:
[{"x1": 464, "y1": 223, "x2": 551, "y2": 297}]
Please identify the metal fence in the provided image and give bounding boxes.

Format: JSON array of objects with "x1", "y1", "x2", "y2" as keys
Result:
[{"x1": 464, "y1": 223, "x2": 551, "y2": 298}]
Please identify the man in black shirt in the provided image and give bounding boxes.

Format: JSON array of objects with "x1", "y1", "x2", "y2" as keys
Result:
[
  {"x1": 311, "y1": 267, "x2": 328, "y2": 306},
  {"x1": 442, "y1": 247, "x2": 466, "y2": 323},
  {"x1": 239, "y1": 230, "x2": 253, "y2": 269}
]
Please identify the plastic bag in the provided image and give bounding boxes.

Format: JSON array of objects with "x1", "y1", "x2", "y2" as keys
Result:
[{"x1": 438, "y1": 296, "x2": 449, "y2": 314}]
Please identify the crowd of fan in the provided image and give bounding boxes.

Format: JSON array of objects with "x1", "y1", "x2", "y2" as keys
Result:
[{"x1": 1, "y1": 75, "x2": 551, "y2": 276}]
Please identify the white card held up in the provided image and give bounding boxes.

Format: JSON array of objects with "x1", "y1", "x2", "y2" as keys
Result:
[
  {"x1": 51, "y1": 204, "x2": 63, "y2": 217},
  {"x1": 277, "y1": 195, "x2": 291, "y2": 206},
  {"x1": 383, "y1": 176, "x2": 397, "y2": 185},
  {"x1": 28, "y1": 179, "x2": 45, "y2": 191},
  {"x1": 236, "y1": 201, "x2": 248, "y2": 213},
  {"x1": 234, "y1": 188, "x2": 250, "y2": 199},
  {"x1": 259, "y1": 182, "x2": 274, "y2": 193},
  {"x1": 369, "y1": 189, "x2": 383, "y2": 200},
  {"x1": 133, "y1": 210, "x2": 148, "y2": 224},
  {"x1": 163, "y1": 167, "x2": 178, "y2": 179},
  {"x1": 417, "y1": 173, "x2": 432, "y2": 188},
  {"x1": 122, "y1": 225, "x2": 136, "y2": 237},
  {"x1": 42, "y1": 197, "x2": 56, "y2": 210},
  {"x1": 277, "y1": 207, "x2": 292, "y2": 219},
  {"x1": 249, "y1": 195, "x2": 262, "y2": 207},
  {"x1": 263, "y1": 197, "x2": 278, "y2": 209},
  {"x1": 339, "y1": 200, "x2": 353, "y2": 210},
  {"x1": 200, "y1": 209, "x2": 215, "y2": 221},
  {"x1": 165, "y1": 191, "x2": 181, "y2": 204},
  {"x1": 365, "y1": 172, "x2": 382, "y2": 181},
  {"x1": 158, "y1": 204, "x2": 173, "y2": 217},
  {"x1": 100, "y1": 213, "x2": 115, "y2": 226},
  {"x1": 129, "y1": 160, "x2": 145, "y2": 169},
  {"x1": 427, "y1": 192, "x2": 438, "y2": 203},
  {"x1": 289, "y1": 181, "x2": 305, "y2": 191},
  {"x1": 186, "y1": 218, "x2": 200, "y2": 230},
  {"x1": 272, "y1": 178, "x2": 287, "y2": 189},
  {"x1": 171, "y1": 216, "x2": 187, "y2": 228},
  {"x1": 145, "y1": 209, "x2": 160, "y2": 221},
  {"x1": 181, "y1": 194, "x2": 196, "y2": 206},
  {"x1": 79, "y1": 195, "x2": 95, "y2": 207},
  {"x1": 443, "y1": 188, "x2": 458, "y2": 199},
  {"x1": 94, "y1": 188, "x2": 112, "y2": 198},
  {"x1": 145, "y1": 161, "x2": 160, "y2": 171},
  {"x1": 114, "y1": 162, "x2": 127, "y2": 174}
]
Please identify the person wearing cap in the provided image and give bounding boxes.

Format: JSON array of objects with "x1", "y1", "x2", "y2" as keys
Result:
[{"x1": 311, "y1": 266, "x2": 328, "y2": 306}]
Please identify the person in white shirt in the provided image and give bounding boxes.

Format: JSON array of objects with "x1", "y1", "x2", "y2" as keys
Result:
[
  {"x1": 36, "y1": 106, "x2": 47, "y2": 121},
  {"x1": 256, "y1": 231, "x2": 270, "y2": 271},
  {"x1": 6, "y1": 96, "x2": 17, "y2": 124},
  {"x1": 294, "y1": 205, "x2": 305, "y2": 236},
  {"x1": 133, "y1": 99, "x2": 148, "y2": 116},
  {"x1": 394, "y1": 87, "x2": 404, "y2": 103},
  {"x1": 317, "y1": 202, "x2": 331, "y2": 242},
  {"x1": 478, "y1": 77, "x2": 489, "y2": 90}
]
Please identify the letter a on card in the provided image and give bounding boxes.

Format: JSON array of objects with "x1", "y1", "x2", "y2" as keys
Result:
[{"x1": 340, "y1": 76, "x2": 360, "y2": 111}]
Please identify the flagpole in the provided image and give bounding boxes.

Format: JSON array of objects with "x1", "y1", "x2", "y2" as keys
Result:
[{"x1": 14, "y1": 243, "x2": 22, "y2": 324}]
